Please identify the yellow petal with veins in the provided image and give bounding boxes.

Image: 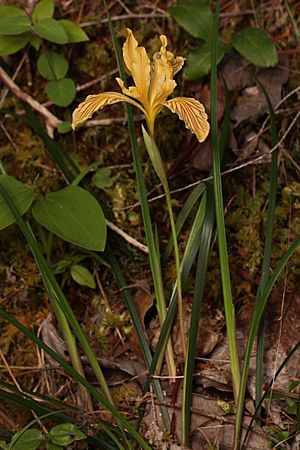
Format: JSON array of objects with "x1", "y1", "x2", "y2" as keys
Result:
[
  {"x1": 71, "y1": 92, "x2": 139, "y2": 129},
  {"x1": 163, "y1": 97, "x2": 210, "y2": 142},
  {"x1": 149, "y1": 35, "x2": 176, "y2": 116},
  {"x1": 122, "y1": 29, "x2": 150, "y2": 107}
]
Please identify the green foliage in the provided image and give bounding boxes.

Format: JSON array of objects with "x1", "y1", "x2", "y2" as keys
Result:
[
  {"x1": 231, "y1": 27, "x2": 278, "y2": 68},
  {"x1": 70, "y1": 264, "x2": 96, "y2": 289},
  {"x1": 0, "y1": 0, "x2": 88, "y2": 107},
  {"x1": 10, "y1": 429, "x2": 43, "y2": 450},
  {"x1": 170, "y1": 0, "x2": 278, "y2": 79},
  {"x1": 185, "y1": 40, "x2": 227, "y2": 80},
  {"x1": 48, "y1": 423, "x2": 86, "y2": 447},
  {"x1": 58, "y1": 20, "x2": 89, "y2": 43},
  {"x1": 45, "y1": 78, "x2": 76, "y2": 107},
  {"x1": 0, "y1": 34, "x2": 30, "y2": 55},
  {"x1": 0, "y1": 422, "x2": 86, "y2": 450},
  {"x1": 0, "y1": 15, "x2": 31, "y2": 35},
  {"x1": 0, "y1": 177, "x2": 107, "y2": 252},
  {"x1": 0, "y1": 175, "x2": 35, "y2": 230},
  {"x1": 37, "y1": 52, "x2": 69, "y2": 80},
  {"x1": 169, "y1": 0, "x2": 213, "y2": 40},
  {"x1": 57, "y1": 121, "x2": 72, "y2": 134},
  {"x1": 32, "y1": 186, "x2": 106, "y2": 251},
  {"x1": 92, "y1": 167, "x2": 114, "y2": 189},
  {"x1": 33, "y1": 18, "x2": 68, "y2": 44},
  {"x1": 32, "y1": 0, "x2": 55, "y2": 23}
]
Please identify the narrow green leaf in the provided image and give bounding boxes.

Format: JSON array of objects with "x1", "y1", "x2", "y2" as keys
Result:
[
  {"x1": 0, "y1": 309, "x2": 151, "y2": 450},
  {"x1": 37, "y1": 51, "x2": 68, "y2": 80},
  {"x1": 0, "y1": 15, "x2": 31, "y2": 35},
  {"x1": 182, "y1": 185, "x2": 215, "y2": 445},
  {"x1": 70, "y1": 264, "x2": 96, "y2": 289},
  {"x1": 142, "y1": 126, "x2": 168, "y2": 189},
  {"x1": 235, "y1": 237, "x2": 300, "y2": 447},
  {"x1": 169, "y1": 0, "x2": 213, "y2": 40},
  {"x1": 148, "y1": 189, "x2": 207, "y2": 378},
  {"x1": 0, "y1": 175, "x2": 34, "y2": 230},
  {"x1": 46, "y1": 78, "x2": 75, "y2": 106},
  {"x1": 58, "y1": 20, "x2": 89, "y2": 43},
  {"x1": 48, "y1": 424, "x2": 86, "y2": 446},
  {"x1": 232, "y1": 27, "x2": 278, "y2": 68},
  {"x1": 0, "y1": 34, "x2": 29, "y2": 55},
  {"x1": 164, "y1": 183, "x2": 206, "y2": 260},
  {"x1": 10, "y1": 429, "x2": 43, "y2": 450},
  {"x1": 34, "y1": 18, "x2": 68, "y2": 44},
  {"x1": 185, "y1": 40, "x2": 227, "y2": 80},
  {"x1": 32, "y1": 186, "x2": 106, "y2": 251},
  {"x1": 32, "y1": 0, "x2": 54, "y2": 23}
]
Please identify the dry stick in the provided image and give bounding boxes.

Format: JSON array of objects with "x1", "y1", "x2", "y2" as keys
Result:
[
  {"x1": 0, "y1": 65, "x2": 61, "y2": 131},
  {"x1": 106, "y1": 219, "x2": 148, "y2": 254}
]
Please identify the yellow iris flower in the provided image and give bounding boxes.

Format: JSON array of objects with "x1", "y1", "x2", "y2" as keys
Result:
[{"x1": 72, "y1": 29, "x2": 210, "y2": 142}]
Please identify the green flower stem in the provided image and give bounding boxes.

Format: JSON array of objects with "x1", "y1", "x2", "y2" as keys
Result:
[
  {"x1": 142, "y1": 127, "x2": 186, "y2": 357},
  {"x1": 165, "y1": 188, "x2": 186, "y2": 357},
  {"x1": 211, "y1": 0, "x2": 240, "y2": 401}
]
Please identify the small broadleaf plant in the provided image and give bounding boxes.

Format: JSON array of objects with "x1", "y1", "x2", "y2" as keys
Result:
[
  {"x1": 169, "y1": 0, "x2": 278, "y2": 80},
  {"x1": 0, "y1": 0, "x2": 89, "y2": 108}
]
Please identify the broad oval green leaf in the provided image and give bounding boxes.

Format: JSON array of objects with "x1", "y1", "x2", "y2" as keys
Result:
[
  {"x1": 32, "y1": 186, "x2": 107, "y2": 251},
  {"x1": 48, "y1": 423, "x2": 86, "y2": 446},
  {"x1": 37, "y1": 51, "x2": 68, "y2": 80},
  {"x1": 0, "y1": 5, "x2": 27, "y2": 18},
  {"x1": 169, "y1": 0, "x2": 213, "y2": 40},
  {"x1": 0, "y1": 15, "x2": 32, "y2": 35},
  {"x1": 58, "y1": 20, "x2": 89, "y2": 43},
  {"x1": 232, "y1": 27, "x2": 278, "y2": 68},
  {"x1": 10, "y1": 429, "x2": 43, "y2": 450},
  {"x1": 184, "y1": 40, "x2": 227, "y2": 80},
  {"x1": 0, "y1": 34, "x2": 30, "y2": 55},
  {"x1": 70, "y1": 264, "x2": 96, "y2": 289},
  {"x1": 32, "y1": 0, "x2": 54, "y2": 23},
  {"x1": 33, "y1": 18, "x2": 68, "y2": 44},
  {"x1": 0, "y1": 175, "x2": 35, "y2": 230},
  {"x1": 46, "y1": 78, "x2": 76, "y2": 106}
]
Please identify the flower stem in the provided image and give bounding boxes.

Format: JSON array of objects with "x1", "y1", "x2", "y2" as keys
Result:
[
  {"x1": 142, "y1": 126, "x2": 186, "y2": 358},
  {"x1": 165, "y1": 188, "x2": 186, "y2": 357}
]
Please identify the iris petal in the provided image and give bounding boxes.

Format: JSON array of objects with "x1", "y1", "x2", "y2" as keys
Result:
[
  {"x1": 72, "y1": 92, "x2": 140, "y2": 129},
  {"x1": 163, "y1": 97, "x2": 210, "y2": 142},
  {"x1": 122, "y1": 29, "x2": 150, "y2": 107}
]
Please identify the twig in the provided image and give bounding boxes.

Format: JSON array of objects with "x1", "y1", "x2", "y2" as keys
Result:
[
  {"x1": 0, "y1": 65, "x2": 61, "y2": 132},
  {"x1": 106, "y1": 219, "x2": 148, "y2": 254}
]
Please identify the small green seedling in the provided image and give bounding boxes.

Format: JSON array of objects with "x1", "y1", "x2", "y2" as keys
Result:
[
  {"x1": 0, "y1": 422, "x2": 86, "y2": 450},
  {"x1": 0, "y1": 0, "x2": 89, "y2": 107}
]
